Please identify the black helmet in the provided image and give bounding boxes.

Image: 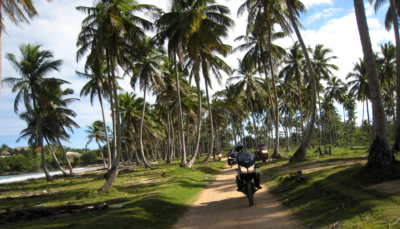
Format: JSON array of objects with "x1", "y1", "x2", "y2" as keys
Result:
[{"x1": 234, "y1": 142, "x2": 244, "y2": 152}]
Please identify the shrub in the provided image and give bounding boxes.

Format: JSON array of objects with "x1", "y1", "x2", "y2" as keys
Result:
[
  {"x1": 5, "y1": 154, "x2": 32, "y2": 171},
  {"x1": 81, "y1": 151, "x2": 98, "y2": 164}
]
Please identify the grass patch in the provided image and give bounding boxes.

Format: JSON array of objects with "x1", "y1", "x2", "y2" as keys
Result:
[
  {"x1": 0, "y1": 157, "x2": 225, "y2": 229},
  {"x1": 258, "y1": 151, "x2": 400, "y2": 228}
]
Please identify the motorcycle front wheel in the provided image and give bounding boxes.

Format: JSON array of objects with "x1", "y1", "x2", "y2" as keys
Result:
[{"x1": 246, "y1": 183, "x2": 254, "y2": 206}]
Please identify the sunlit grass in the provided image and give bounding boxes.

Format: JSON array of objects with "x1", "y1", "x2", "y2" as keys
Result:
[
  {"x1": 258, "y1": 149, "x2": 400, "y2": 228},
  {"x1": 0, "y1": 157, "x2": 225, "y2": 229}
]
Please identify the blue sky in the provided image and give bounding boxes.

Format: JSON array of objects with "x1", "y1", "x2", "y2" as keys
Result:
[{"x1": 0, "y1": 0, "x2": 395, "y2": 150}]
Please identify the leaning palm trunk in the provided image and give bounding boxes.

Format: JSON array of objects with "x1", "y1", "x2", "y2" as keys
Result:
[
  {"x1": 354, "y1": 0, "x2": 393, "y2": 169},
  {"x1": 98, "y1": 92, "x2": 112, "y2": 169},
  {"x1": 286, "y1": 0, "x2": 317, "y2": 162},
  {"x1": 139, "y1": 85, "x2": 151, "y2": 168},
  {"x1": 184, "y1": 62, "x2": 202, "y2": 168},
  {"x1": 390, "y1": 0, "x2": 400, "y2": 151},
  {"x1": 296, "y1": 72, "x2": 305, "y2": 140},
  {"x1": 100, "y1": 51, "x2": 123, "y2": 192},
  {"x1": 54, "y1": 134, "x2": 74, "y2": 175},
  {"x1": 264, "y1": 11, "x2": 281, "y2": 158},
  {"x1": 45, "y1": 137, "x2": 68, "y2": 175},
  {"x1": 34, "y1": 99, "x2": 53, "y2": 181},
  {"x1": 97, "y1": 143, "x2": 108, "y2": 168},
  {"x1": 202, "y1": 83, "x2": 214, "y2": 163},
  {"x1": 174, "y1": 54, "x2": 187, "y2": 166}
]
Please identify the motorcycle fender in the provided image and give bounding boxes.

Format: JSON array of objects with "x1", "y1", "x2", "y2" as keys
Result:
[{"x1": 242, "y1": 179, "x2": 255, "y2": 194}]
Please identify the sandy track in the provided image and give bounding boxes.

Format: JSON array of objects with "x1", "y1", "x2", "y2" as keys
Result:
[{"x1": 173, "y1": 160, "x2": 304, "y2": 229}]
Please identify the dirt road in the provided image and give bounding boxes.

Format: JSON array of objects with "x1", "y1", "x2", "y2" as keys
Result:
[{"x1": 173, "y1": 159, "x2": 304, "y2": 229}]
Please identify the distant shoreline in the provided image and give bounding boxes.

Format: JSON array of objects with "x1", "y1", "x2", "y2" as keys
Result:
[{"x1": 0, "y1": 163, "x2": 104, "y2": 176}]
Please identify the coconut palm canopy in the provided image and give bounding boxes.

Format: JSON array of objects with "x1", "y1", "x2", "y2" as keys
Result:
[{"x1": 0, "y1": 0, "x2": 397, "y2": 176}]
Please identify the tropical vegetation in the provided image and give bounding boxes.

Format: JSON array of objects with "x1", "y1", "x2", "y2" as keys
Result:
[{"x1": 1, "y1": 0, "x2": 399, "y2": 198}]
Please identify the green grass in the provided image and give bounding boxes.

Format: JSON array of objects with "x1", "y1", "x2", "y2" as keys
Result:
[
  {"x1": 0, "y1": 157, "x2": 225, "y2": 229},
  {"x1": 258, "y1": 146, "x2": 400, "y2": 228}
]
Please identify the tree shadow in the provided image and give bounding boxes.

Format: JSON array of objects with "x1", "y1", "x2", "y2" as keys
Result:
[{"x1": 265, "y1": 162, "x2": 400, "y2": 228}]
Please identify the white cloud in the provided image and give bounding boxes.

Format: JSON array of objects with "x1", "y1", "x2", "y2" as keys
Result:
[
  {"x1": 305, "y1": 8, "x2": 342, "y2": 25},
  {"x1": 301, "y1": 0, "x2": 333, "y2": 8}
]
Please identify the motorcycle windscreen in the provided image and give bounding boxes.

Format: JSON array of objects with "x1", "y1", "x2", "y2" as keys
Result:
[{"x1": 237, "y1": 152, "x2": 256, "y2": 167}]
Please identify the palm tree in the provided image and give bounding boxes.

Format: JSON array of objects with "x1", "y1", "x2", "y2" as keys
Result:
[
  {"x1": 156, "y1": 0, "x2": 233, "y2": 168},
  {"x1": 2, "y1": 44, "x2": 64, "y2": 181},
  {"x1": 0, "y1": 0, "x2": 54, "y2": 95},
  {"x1": 76, "y1": 0, "x2": 161, "y2": 191},
  {"x1": 77, "y1": 58, "x2": 112, "y2": 169},
  {"x1": 280, "y1": 41, "x2": 306, "y2": 138},
  {"x1": 283, "y1": 0, "x2": 318, "y2": 162},
  {"x1": 228, "y1": 58, "x2": 265, "y2": 144},
  {"x1": 85, "y1": 121, "x2": 108, "y2": 169},
  {"x1": 128, "y1": 37, "x2": 165, "y2": 168},
  {"x1": 213, "y1": 84, "x2": 246, "y2": 145},
  {"x1": 41, "y1": 84, "x2": 79, "y2": 175},
  {"x1": 17, "y1": 110, "x2": 69, "y2": 175},
  {"x1": 368, "y1": 0, "x2": 400, "y2": 151},
  {"x1": 353, "y1": 0, "x2": 393, "y2": 169},
  {"x1": 325, "y1": 76, "x2": 348, "y2": 134},
  {"x1": 238, "y1": 0, "x2": 290, "y2": 158},
  {"x1": 308, "y1": 44, "x2": 338, "y2": 153},
  {"x1": 346, "y1": 58, "x2": 371, "y2": 136},
  {"x1": 193, "y1": 43, "x2": 231, "y2": 163}
]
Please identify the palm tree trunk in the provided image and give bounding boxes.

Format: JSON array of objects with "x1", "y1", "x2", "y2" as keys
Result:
[
  {"x1": 265, "y1": 14, "x2": 281, "y2": 158},
  {"x1": 166, "y1": 106, "x2": 172, "y2": 163},
  {"x1": 97, "y1": 143, "x2": 107, "y2": 168},
  {"x1": 250, "y1": 102, "x2": 259, "y2": 141},
  {"x1": 0, "y1": 21, "x2": 2, "y2": 96},
  {"x1": 174, "y1": 53, "x2": 187, "y2": 166},
  {"x1": 45, "y1": 137, "x2": 68, "y2": 175},
  {"x1": 317, "y1": 91, "x2": 327, "y2": 153},
  {"x1": 286, "y1": 0, "x2": 317, "y2": 162},
  {"x1": 366, "y1": 97, "x2": 372, "y2": 146},
  {"x1": 139, "y1": 85, "x2": 151, "y2": 168},
  {"x1": 34, "y1": 97, "x2": 53, "y2": 181},
  {"x1": 231, "y1": 115, "x2": 237, "y2": 144},
  {"x1": 184, "y1": 61, "x2": 201, "y2": 168},
  {"x1": 100, "y1": 49, "x2": 122, "y2": 192},
  {"x1": 390, "y1": 0, "x2": 400, "y2": 151},
  {"x1": 296, "y1": 72, "x2": 305, "y2": 140},
  {"x1": 353, "y1": 0, "x2": 393, "y2": 169},
  {"x1": 202, "y1": 82, "x2": 214, "y2": 163},
  {"x1": 98, "y1": 93, "x2": 112, "y2": 169},
  {"x1": 55, "y1": 135, "x2": 74, "y2": 174}
]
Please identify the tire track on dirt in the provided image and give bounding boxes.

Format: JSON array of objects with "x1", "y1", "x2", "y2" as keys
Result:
[{"x1": 173, "y1": 159, "x2": 304, "y2": 229}]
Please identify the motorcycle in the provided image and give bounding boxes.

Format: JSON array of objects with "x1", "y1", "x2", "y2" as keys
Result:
[
  {"x1": 237, "y1": 160, "x2": 257, "y2": 206},
  {"x1": 218, "y1": 153, "x2": 223, "y2": 161},
  {"x1": 227, "y1": 153, "x2": 235, "y2": 167},
  {"x1": 257, "y1": 146, "x2": 269, "y2": 163}
]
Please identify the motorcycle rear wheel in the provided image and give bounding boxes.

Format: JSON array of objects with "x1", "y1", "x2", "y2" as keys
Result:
[{"x1": 246, "y1": 183, "x2": 254, "y2": 206}]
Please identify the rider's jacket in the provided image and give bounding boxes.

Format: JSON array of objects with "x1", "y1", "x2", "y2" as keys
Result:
[
  {"x1": 227, "y1": 151, "x2": 236, "y2": 158},
  {"x1": 236, "y1": 150, "x2": 256, "y2": 165}
]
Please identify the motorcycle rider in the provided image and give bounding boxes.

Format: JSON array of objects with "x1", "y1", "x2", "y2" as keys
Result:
[
  {"x1": 234, "y1": 142, "x2": 262, "y2": 191},
  {"x1": 256, "y1": 142, "x2": 267, "y2": 158},
  {"x1": 227, "y1": 148, "x2": 236, "y2": 158}
]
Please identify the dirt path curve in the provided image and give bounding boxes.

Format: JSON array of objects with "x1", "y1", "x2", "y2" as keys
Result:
[{"x1": 173, "y1": 159, "x2": 304, "y2": 229}]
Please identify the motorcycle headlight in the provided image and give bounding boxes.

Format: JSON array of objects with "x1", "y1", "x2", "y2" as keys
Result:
[
  {"x1": 261, "y1": 150, "x2": 268, "y2": 153},
  {"x1": 247, "y1": 166, "x2": 255, "y2": 173},
  {"x1": 240, "y1": 166, "x2": 248, "y2": 173}
]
